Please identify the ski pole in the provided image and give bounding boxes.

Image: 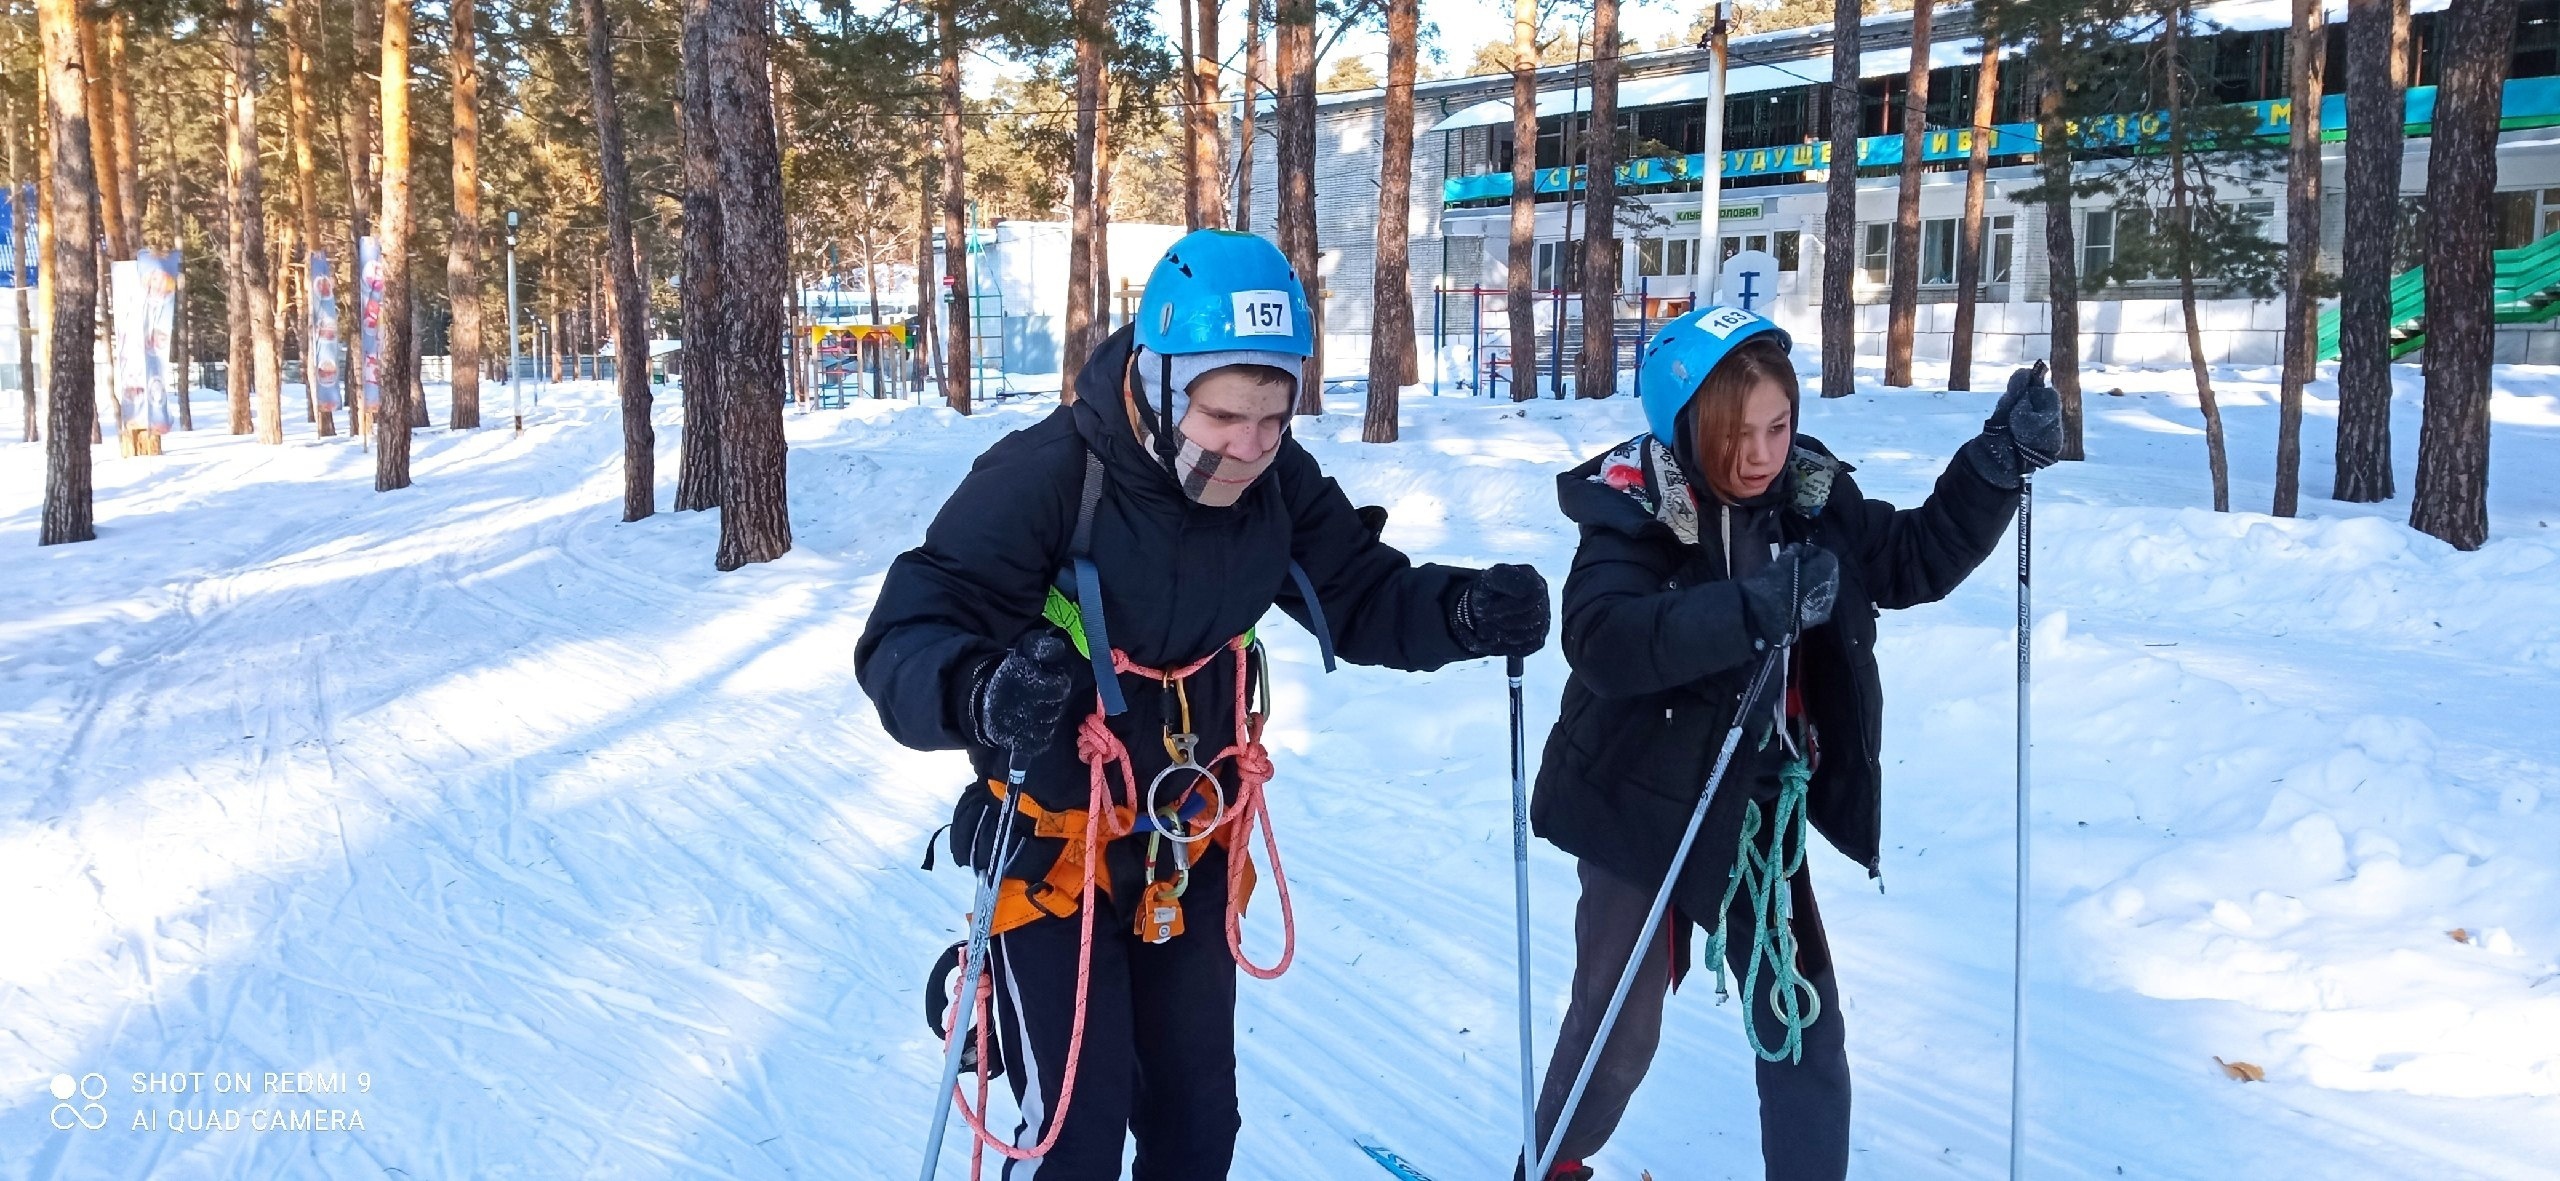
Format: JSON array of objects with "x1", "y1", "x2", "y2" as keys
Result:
[
  {"x1": 1531, "y1": 642, "x2": 1789, "y2": 1181},
  {"x1": 1507, "y1": 654, "x2": 1536, "y2": 1175},
  {"x1": 920, "y1": 753, "x2": 1029, "y2": 1181},
  {"x1": 2008, "y1": 363, "x2": 2041, "y2": 1181}
]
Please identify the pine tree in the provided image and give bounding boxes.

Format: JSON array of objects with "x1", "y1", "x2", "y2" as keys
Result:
[
  {"x1": 448, "y1": 0, "x2": 483, "y2": 431},
  {"x1": 1575, "y1": 0, "x2": 1620, "y2": 401},
  {"x1": 581, "y1": 0, "x2": 653, "y2": 520},
  {"x1": 37, "y1": 0, "x2": 95, "y2": 544},
  {"x1": 375, "y1": 0, "x2": 414, "y2": 490},
  {"x1": 2333, "y1": 0, "x2": 2409, "y2": 503},
  {"x1": 1364, "y1": 0, "x2": 1420, "y2": 441},
  {"x1": 2411, "y1": 0, "x2": 2516, "y2": 550},
  {"x1": 1882, "y1": 0, "x2": 1933, "y2": 388},
  {"x1": 2272, "y1": 0, "x2": 2327, "y2": 517},
  {"x1": 709, "y1": 0, "x2": 793, "y2": 568},
  {"x1": 1505, "y1": 0, "x2": 1537, "y2": 402},
  {"x1": 1947, "y1": 29, "x2": 2000, "y2": 391},
  {"x1": 1275, "y1": 0, "x2": 1322, "y2": 413},
  {"x1": 675, "y1": 0, "x2": 723, "y2": 512},
  {"x1": 1062, "y1": 0, "x2": 1106, "y2": 385},
  {"x1": 1817, "y1": 0, "x2": 1858, "y2": 398}
]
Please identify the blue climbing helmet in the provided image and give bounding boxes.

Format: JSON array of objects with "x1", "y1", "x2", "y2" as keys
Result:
[
  {"x1": 1135, "y1": 229, "x2": 1316, "y2": 359},
  {"x1": 1636, "y1": 305, "x2": 1794, "y2": 448}
]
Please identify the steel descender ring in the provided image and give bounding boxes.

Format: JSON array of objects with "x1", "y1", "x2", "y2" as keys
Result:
[{"x1": 1146, "y1": 743, "x2": 1226, "y2": 846}]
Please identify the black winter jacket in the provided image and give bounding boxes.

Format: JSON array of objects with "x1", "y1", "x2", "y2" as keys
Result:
[
  {"x1": 1530, "y1": 431, "x2": 2018, "y2": 923},
  {"x1": 856, "y1": 325, "x2": 1481, "y2": 891}
]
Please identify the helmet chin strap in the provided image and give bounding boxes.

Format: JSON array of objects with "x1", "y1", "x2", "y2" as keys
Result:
[{"x1": 1157, "y1": 350, "x2": 1181, "y2": 477}]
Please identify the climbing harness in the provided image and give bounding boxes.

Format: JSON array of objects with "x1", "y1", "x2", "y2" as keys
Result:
[
  {"x1": 926, "y1": 436, "x2": 1330, "y2": 1177},
  {"x1": 1707, "y1": 756, "x2": 1822, "y2": 1064}
]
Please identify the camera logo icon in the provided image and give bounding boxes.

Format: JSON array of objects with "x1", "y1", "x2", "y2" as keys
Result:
[{"x1": 50, "y1": 1073, "x2": 107, "y2": 1131}]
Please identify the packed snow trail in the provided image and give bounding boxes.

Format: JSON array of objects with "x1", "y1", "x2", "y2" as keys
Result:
[{"x1": 1, "y1": 365, "x2": 2553, "y2": 1178}]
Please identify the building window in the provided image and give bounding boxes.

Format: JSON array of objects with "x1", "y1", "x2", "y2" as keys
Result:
[
  {"x1": 1535, "y1": 241, "x2": 1581, "y2": 291},
  {"x1": 2082, "y1": 209, "x2": 2116, "y2": 278},
  {"x1": 1990, "y1": 214, "x2": 2015, "y2": 284},
  {"x1": 1776, "y1": 230, "x2": 1802, "y2": 271},
  {"x1": 1862, "y1": 223, "x2": 1891, "y2": 284},
  {"x1": 1635, "y1": 237, "x2": 1697, "y2": 278},
  {"x1": 1921, "y1": 218, "x2": 1958, "y2": 286}
]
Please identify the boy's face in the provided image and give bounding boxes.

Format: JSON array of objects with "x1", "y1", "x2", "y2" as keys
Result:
[{"x1": 1179, "y1": 368, "x2": 1295, "y2": 467}]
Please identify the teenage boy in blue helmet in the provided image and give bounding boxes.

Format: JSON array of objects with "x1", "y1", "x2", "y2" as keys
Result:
[
  {"x1": 858, "y1": 228, "x2": 1551, "y2": 1178},
  {"x1": 1521, "y1": 306, "x2": 2062, "y2": 1181}
]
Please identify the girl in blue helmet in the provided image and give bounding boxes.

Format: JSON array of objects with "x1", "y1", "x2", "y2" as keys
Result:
[
  {"x1": 1520, "y1": 306, "x2": 2062, "y2": 1180},
  {"x1": 858, "y1": 228, "x2": 1552, "y2": 1179}
]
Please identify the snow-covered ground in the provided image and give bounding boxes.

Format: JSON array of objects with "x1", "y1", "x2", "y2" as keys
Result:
[{"x1": 2, "y1": 362, "x2": 2554, "y2": 1179}]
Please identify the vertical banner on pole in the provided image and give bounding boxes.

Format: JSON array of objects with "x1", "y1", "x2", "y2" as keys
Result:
[
  {"x1": 359, "y1": 236, "x2": 385, "y2": 411},
  {"x1": 141, "y1": 250, "x2": 180, "y2": 434},
  {"x1": 112, "y1": 260, "x2": 149, "y2": 432},
  {"x1": 310, "y1": 253, "x2": 344, "y2": 412}
]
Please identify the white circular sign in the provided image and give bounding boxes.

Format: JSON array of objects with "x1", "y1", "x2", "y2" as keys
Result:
[{"x1": 1717, "y1": 250, "x2": 1784, "y2": 315}]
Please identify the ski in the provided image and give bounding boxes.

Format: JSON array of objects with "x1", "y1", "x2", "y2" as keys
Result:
[{"x1": 1354, "y1": 1137, "x2": 1443, "y2": 1181}]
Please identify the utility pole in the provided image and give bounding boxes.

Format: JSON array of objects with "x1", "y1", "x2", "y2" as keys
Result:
[{"x1": 1696, "y1": 0, "x2": 1731, "y2": 302}]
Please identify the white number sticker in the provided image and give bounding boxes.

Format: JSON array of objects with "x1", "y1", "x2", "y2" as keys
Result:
[
  {"x1": 1699, "y1": 306, "x2": 1757, "y2": 339},
  {"x1": 1231, "y1": 290, "x2": 1295, "y2": 337}
]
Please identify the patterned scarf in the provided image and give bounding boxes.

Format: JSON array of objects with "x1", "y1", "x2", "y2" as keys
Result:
[{"x1": 1587, "y1": 433, "x2": 1842, "y2": 544}]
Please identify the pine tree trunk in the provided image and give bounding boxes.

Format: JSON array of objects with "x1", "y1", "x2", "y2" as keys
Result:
[
  {"x1": 2036, "y1": 43, "x2": 2085, "y2": 459},
  {"x1": 1364, "y1": 0, "x2": 1419, "y2": 442},
  {"x1": 915, "y1": 162, "x2": 938, "y2": 392},
  {"x1": 37, "y1": 0, "x2": 95, "y2": 544},
  {"x1": 448, "y1": 0, "x2": 482, "y2": 430},
  {"x1": 8, "y1": 95, "x2": 35, "y2": 444},
  {"x1": 229, "y1": 0, "x2": 283, "y2": 446},
  {"x1": 1884, "y1": 0, "x2": 1933, "y2": 387},
  {"x1": 104, "y1": 14, "x2": 141, "y2": 256},
  {"x1": 78, "y1": 13, "x2": 126, "y2": 262},
  {"x1": 1092, "y1": 79, "x2": 1115, "y2": 334},
  {"x1": 674, "y1": 0, "x2": 723, "y2": 511},
  {"x1": 221, "y1": 48, "x2": 250, "y2": 435},
  {"x1": 164, "y1": 87, "x2": 190, "y2": 433},
  {"x1": 1194, "y1": 0, "x2": 1227, "y2": 229},
  {"x1": 2335, "y1": 0, "x2": 2407, "y2": 502},
  {"x1": 1575, "y1": 0, "x2": 1619, "y2": 402},
  {"x1": 2411, "y1": 0, "x2": 2513, "y2": 551},
  {"x1": 581, "y1": 0, "x2": 651, "y2": 520},
  {"x1": 375, "y1": 0, "x2": 414, "y2": 489},
  {"x1": 2167, "y1": 2, "x2": 2230, "y2": 512},
  {"x1": 1505, "y1": 0, "x2": 1537, "y2": 402},
  {"x1": 287, "y1": 0, "x2": 332, "y2": 437},
  {"x1": 709, "y1": 0, "x2": 792, "y2": 568},
  {"x1": 936, "y1": 0, "x2": 971, "y2": 415},
  {"x1": 1180, "y1": 0, "x2": 1200, "y2": 230},
  {"x1": 1949, "y1": 35, "x2": 1999, "y2": 391},
  {"x1": 1062, "y1": 0, "x2": 1104, "y2": 387},
  {"x1": 1234, "y1": 0, "x2": 1260, "y2": 230},
  {"x1": 1276, "y1": 0, "x2": 1323, "y2": 414},
  {"x1": 1819, "y1": 0, "x2": 1859, "y2": 398},
  {"x1": 2273, "y1": 0, "x2": 2325, "y2": 516},
  {"x1": 343, "y1": 0, "x2": 378, "y2": 442}
]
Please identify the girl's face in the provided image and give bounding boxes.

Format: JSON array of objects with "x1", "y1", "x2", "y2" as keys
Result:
[{"x1": 1714, "y1": 377, "x2": 1796, "y2": 502}]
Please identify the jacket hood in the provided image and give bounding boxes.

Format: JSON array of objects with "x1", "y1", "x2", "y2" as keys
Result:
[
  {"x1": 1069, "y1": 325, "x2": 1185, "y2": 501},
  {"x1": 1558, "y1": 431, "x2": 1850, "y2": 542}
]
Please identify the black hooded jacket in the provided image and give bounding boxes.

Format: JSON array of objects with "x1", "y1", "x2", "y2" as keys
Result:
[
  {"x1": 1530, "y1": 431, "x2": 2018, "y2": 923},
  {"x1": 857, "y1": 325, "x2": 1481, "y2": 889}
]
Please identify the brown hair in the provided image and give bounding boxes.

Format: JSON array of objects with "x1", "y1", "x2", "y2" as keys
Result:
[{"x1": 1688, "y1": 337, "x2": 1800, "y2": 498}]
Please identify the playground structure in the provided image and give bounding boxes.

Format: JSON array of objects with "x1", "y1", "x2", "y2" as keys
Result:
[{"x1": 1423, "y1": 278, "x2": 1695, "y2": 400}]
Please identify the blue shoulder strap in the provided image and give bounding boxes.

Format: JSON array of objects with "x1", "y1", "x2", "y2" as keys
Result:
[
  {"x1": 1284, "y1": 560, "x2": 1339, "y2": 673},
  {"x1": 1065, "y1": 451, "x2": 1129, "y2": 716}
]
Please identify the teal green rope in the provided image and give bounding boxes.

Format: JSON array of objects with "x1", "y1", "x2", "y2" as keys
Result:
[{"x1": 1707, "y1": 757, "x2": 1822, "y2": 1064}]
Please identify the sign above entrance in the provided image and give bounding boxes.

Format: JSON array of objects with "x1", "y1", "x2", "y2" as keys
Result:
[{"x1": 1675, "y1": 203, "x2": 1763, "y2": 224}]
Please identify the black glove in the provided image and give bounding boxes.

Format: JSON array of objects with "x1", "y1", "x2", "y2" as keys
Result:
[
  {"x1": 1964, "y1": 364, "x2": 2065, "y2": 490},
  {"x1": 969, "y1": 632, "x2": 1079, "y2": 752},
  {"x1": 1453, "y1": 563, "x2": 1552, "y2": 658},
  {"x1": 1734, "y1": 543, "x2": 1839, "y2": 646}
]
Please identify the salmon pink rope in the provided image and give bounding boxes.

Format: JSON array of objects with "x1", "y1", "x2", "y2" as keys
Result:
[{"x1": 944, "y1": 637, "x2": 1298, "y2": 1174}]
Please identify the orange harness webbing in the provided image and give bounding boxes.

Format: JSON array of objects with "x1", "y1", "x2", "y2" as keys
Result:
[{"x1": 941, "y1": 636, "x2": 1298, "y2": 1169}]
